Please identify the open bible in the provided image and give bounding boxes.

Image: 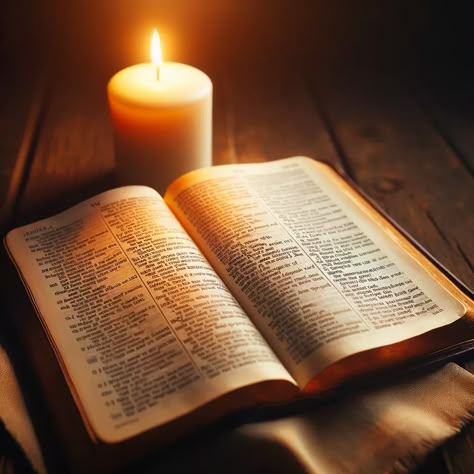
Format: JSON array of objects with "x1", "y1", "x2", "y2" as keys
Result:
[{"x1": 5, "y1": 157, "x2": 474, "y2": 448}]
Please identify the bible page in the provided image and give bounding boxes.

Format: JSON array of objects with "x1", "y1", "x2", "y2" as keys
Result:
[
  {"x1": 165, "y1": 157, "x2": 466, "y2": 389},
  {"x1": 5, "y1": 186, "x2": 295, "y2": 443}
]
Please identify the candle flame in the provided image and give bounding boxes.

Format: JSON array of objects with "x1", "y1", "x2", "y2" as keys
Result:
[{"x1": 151, "y1": 29, "x2": 162, "y2": 66}]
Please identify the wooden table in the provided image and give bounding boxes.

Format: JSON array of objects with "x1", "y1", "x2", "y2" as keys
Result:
[{"x1": 0, "y1": 2, "x2": 473, "y2": 472}]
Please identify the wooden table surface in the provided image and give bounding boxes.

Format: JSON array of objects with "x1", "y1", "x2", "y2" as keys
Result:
[{"x1": 0, "y1": 1, "x2": 473, "y2": 472}]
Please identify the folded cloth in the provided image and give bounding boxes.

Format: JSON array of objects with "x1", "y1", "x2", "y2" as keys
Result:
[
  {"x1": 150, "y1": 362, "x2": 474, "y2": 474},
  {"x1": 0, "y1": 349, "x2": 472, "y2": 474},
  {"x1": 225, "y1": 362, "x2": 474, "y2": 474},
  {"x1": 0, "y1": 346, "x2": 46, "y2": 474},
  {"x1": 442, "y1": 360, "x2": 474, "y2": 474}
]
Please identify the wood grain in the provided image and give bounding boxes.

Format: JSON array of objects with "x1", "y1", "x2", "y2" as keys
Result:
[
  {"x1": 16, "y1": 73, "x2": 115, "y2": 225},
  {"x1": 0, "y1": 76, "x2": 44, "y2": 230},
  {"x1": 417, "y1": 82, "x2": 474, "y2": 176},
  {"x1": 213, "y1": 62, "x2": 340, "y2": 168}
]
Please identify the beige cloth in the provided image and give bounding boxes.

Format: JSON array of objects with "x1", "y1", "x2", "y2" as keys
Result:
[
  {"x1": 442, "y1": 360, "x2": 474, "y2": 474},
  {"x1": 0, "y1": 346, "x2": 46, "y2": 474},
  {"x1": 0, "y1": 347, "x2": 473, "y2": 474},
  {"x1": 230, "y1": 362, "x2": 474, "y2": 474},
  {"x1": 153, "y1": 361, "x2": 474, "y2": 474}
]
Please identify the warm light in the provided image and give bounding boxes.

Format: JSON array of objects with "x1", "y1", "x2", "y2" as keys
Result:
[
  {"x1": 151, "y1": 29, "x2": 162, "y2": 66},
  {"x1": 151, "y1": 29, "x2": 162, "y2": 80}
]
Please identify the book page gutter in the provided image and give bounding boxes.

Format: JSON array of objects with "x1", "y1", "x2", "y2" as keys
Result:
[
  {"x1": 6, "y1": 186, "x2": 294, "y2": 443},
  {"x1": 166, "y1": 157, "x2": 465, "y2": 389}
]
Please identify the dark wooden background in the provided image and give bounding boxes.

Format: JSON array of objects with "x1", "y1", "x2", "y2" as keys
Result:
[{"x1": 0, "y1": 1, "x2": 473, "y2": 472}]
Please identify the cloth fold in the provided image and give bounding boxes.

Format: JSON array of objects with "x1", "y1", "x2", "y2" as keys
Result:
[
  {"x1": 0, "y1": 346, "x2": 46, "y2": 474},
  {"x1": 0, "y1": 347, "x2": 473, "y2": 474},
  {"x1": 229, "y1": 362, "x2": 474, "y2": 474}
]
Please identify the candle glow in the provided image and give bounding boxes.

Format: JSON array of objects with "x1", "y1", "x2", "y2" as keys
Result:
[
  {"x1": 107, "y1": 29, "x2": 213, "y2": 194},
  {"x1": 151, "y1": 29, "x2": 162, "y2": 80}
]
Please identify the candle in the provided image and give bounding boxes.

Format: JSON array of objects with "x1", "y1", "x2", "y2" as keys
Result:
[{"x1": 107, "y1": 29, "x2": 212, "y2": 194}]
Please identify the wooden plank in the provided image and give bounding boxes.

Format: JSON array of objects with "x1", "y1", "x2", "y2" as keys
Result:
[
  {"x1": 17, "y1": 73, "x2": 115, "y2": 224},
  {"x1": 417, "y1": 81, "x2": 474, "y2": 176},
  {"x1": 305, "y1": 72, "x2": 474, "y2": 290},
  {"x1": 0, "y1": 76, "x2": 44, "y2": 230},
  {"x1": 0, "y1": 0, "x2": 49, "y2": 229},
  {"x1": 217, "y1": 60, "x2": 340, "y2": 168}
]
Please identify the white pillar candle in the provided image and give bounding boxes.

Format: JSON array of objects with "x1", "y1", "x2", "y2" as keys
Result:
[{"x1": 107, "y1": 31, "x2": 212, "y2": 194}]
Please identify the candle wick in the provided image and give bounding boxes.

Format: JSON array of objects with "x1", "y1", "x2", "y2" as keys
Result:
[{"x1": 156, "y1": 66, "x2": 160, "y2": 81}]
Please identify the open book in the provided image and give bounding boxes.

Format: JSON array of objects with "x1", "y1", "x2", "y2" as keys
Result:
[{"x1": 5, "y1": 157, "x2": 474, "y2": 446}]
